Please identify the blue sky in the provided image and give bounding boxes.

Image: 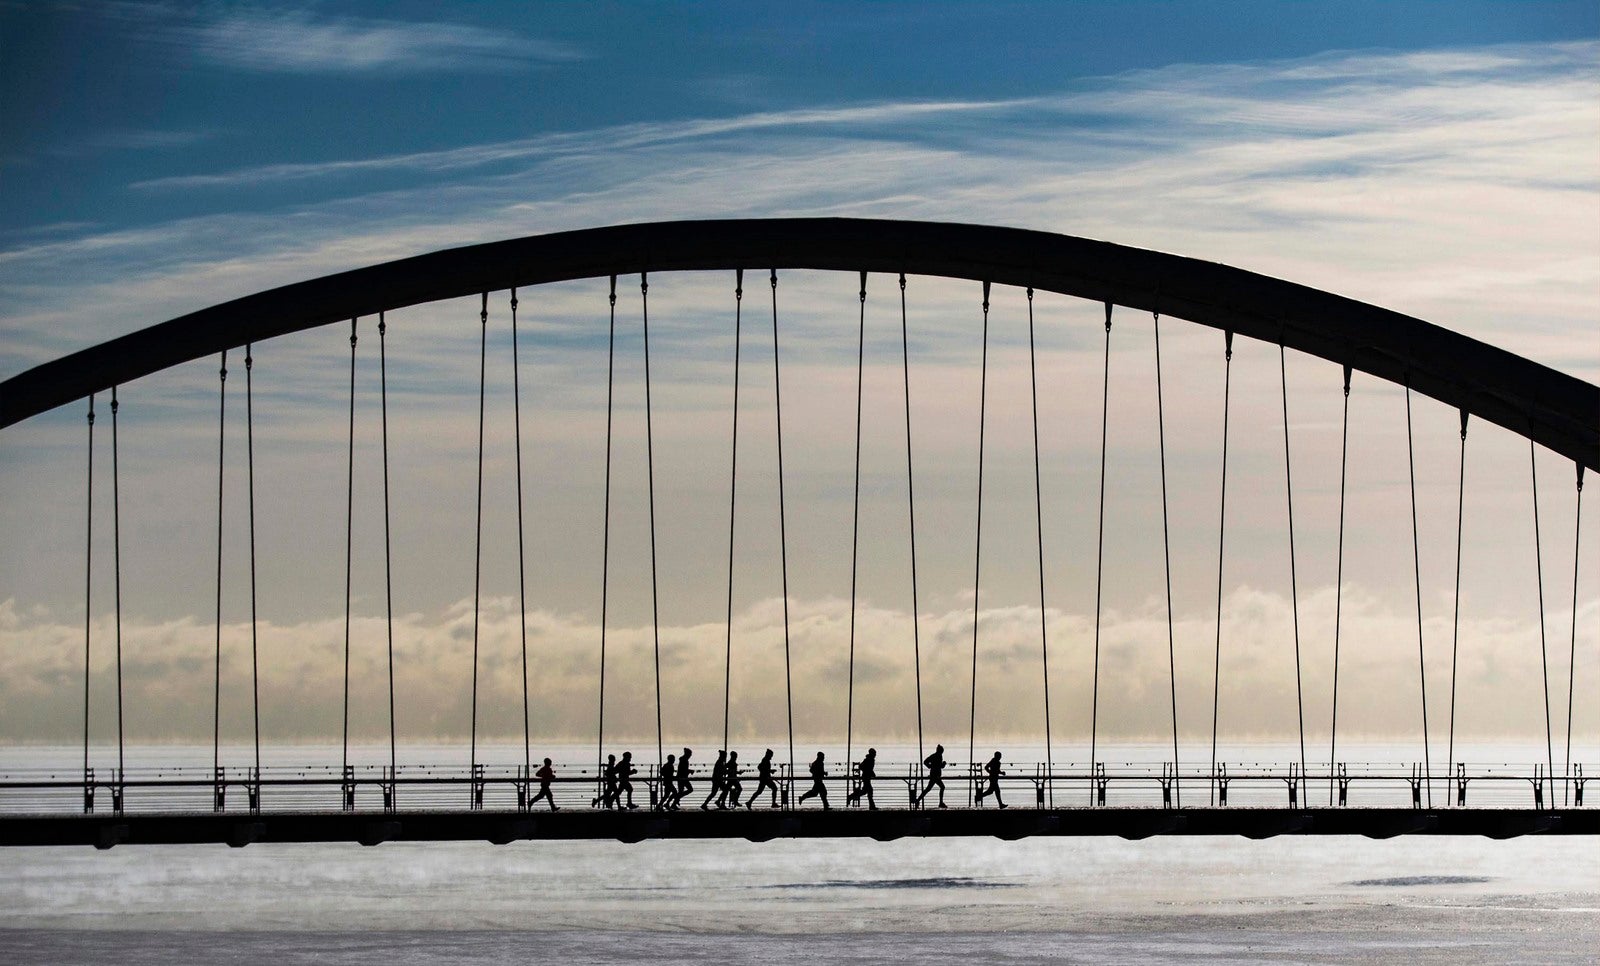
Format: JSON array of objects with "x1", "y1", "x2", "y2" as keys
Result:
[
  {"x1": 0, "y1": 3, "x2": 1596, "y2": 746},
  {"x1": 3, "y1": 2, "x2": 1596, "y2": 235}
]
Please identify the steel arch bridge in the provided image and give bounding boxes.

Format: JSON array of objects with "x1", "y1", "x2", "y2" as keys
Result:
[{"x1": 0, "y1": 218, "x2": 1594, "y2": 848}]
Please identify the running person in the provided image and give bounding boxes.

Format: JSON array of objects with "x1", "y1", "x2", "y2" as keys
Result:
[
  {"x1": 702, "y1": 749, "x2": 727, "y2": 810},
  {"x1": 975, "y1": 751, "x2": 1007, "y2": 808},
  {"x1": 594, "y1": 753, "x2": 618, "y2": 809},
  {"x1": 913, "y1": 744, "x2": 948, "y2": 808},
  {"x1": 529, "y1": 757, "x2": 559, "y2": 811},
  {"x1": 722, "y1": 751, "x2": 743, "y2": 809},
  {"x1": 846, "y1": 747, "x2": 878, "y2": 809},
  {"x1": 657, "y1": 754, "x2": 676, "y2": 811},
  {"x1": 747, "y1": 748, "x2": 780, "y2": 809},
  {"x1": 797, "y1": 752, "x2": 830, "y2": 809},
  {"x1": 616, "y1": 752, "x2": 638, "y2": 809},
  {"x1": 673, "y1": 748, "x2": 694, "y2": 811}
]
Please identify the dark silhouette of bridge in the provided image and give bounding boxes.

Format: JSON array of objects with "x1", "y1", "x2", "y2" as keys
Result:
[{"x1": 0, "y1": 219, "x2": 1593, "y2": 848}]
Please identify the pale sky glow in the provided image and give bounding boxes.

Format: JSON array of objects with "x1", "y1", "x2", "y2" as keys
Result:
[{"x1": 0, "y1": 3, "x2": 1595, "y2": 752}]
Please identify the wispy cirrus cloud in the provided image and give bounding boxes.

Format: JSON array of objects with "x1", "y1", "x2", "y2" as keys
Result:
[
  {"x1": 163, "y1": 9, "x2": 583, "y2": 74},
  {"x1": 127, "y1": 97, "x2": 1037, "y2": 192}
]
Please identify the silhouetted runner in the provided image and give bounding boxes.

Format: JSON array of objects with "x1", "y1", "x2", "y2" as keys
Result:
[
  {"x1": 797, "y1": 751, "x2": 830, "y2": 809},
  {"x1": 748, "y1": 748, "x2": 779, "y2": 808},
  {"x1": 913, "y1": 744, "x2": 948, "y2": 808},
  {"x1": 702, "y1": 749, "x2": 727, "y2": 810},
  {"x1": 530, "y1": 757, "x2": 559, "y2": 811},
  {"x1": 846, "y1": 747, "x2": 877, "y2": 809},
  {"x1": 674, "y1": 748, "x2": 694, "y2": 810},
  {"x1": 594, "y1": 753, "x2": 618, "y2": 809},
  {"x1": 616, "y1": 752, "x2": 638, "y2": 809},
  {"x1": 975, "y1": 751, "x2": 1007, "y2": 808},
  {"x1": 658, "y1": 754, "x2": 676, "y2": 811},
  {"x1": 722, "y1": 750, "x2": 742, "y2": 808}
]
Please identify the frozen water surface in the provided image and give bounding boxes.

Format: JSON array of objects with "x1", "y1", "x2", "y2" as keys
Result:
[{"x1": 3, "y1": 834, "x2": 1596, "y2": 964}]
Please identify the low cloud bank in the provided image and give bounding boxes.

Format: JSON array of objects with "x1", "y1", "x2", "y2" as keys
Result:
[{"x1": 3, "y1": 585, "x2": 1592, "y2": 746}]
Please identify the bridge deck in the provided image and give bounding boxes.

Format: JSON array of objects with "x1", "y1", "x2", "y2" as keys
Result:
[{"x1": 4, "y1": 807, "x2": 1591, "y2": 848}]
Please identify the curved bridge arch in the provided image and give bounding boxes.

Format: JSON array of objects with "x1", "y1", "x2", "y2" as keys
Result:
[{"x1": 2, "y1": 217, "x2": 1594, "y2": 468}]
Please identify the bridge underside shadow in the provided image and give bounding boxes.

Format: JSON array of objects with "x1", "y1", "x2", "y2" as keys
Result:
[{"x1": 6, "y1": 808, "x2": 1591, "y2": 849}]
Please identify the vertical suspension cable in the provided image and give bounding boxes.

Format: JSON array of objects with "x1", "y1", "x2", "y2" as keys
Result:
[
  {"x1": 1026, "y1": 288, "x2": 1054, "y2": 806},
  {"x1": 967, "y1": 282, "x2": 990, "y2": 805},
  {"x1": 1404, "y1": 386, "x2": 1432, "y2": 807},
  {"x1": 1089, "y1": 303, "x2": 1112, "y2": 794},
  {"x1": 111, "y1": 389, "x2": 124, "y2": 782},
  {"x1": 899, "y1": 273, "x2": 926, "y2": 767},
  {"x1": 1279, "y1": 345, "x2": 1308, "y2": 804},
  {"x1": 721, "y1": 271, "x2": 744, "y2": 754},
  {"x1": 596, "y1": 277, "x2": 618, "y2": 791},
  {"x1": 1329, "y1": 366, "x2": 1351, "y2": 805},
  {"x1": 1154, "y1": 313, "x2": 1181, "y2": 807},
  {"x1": 770, "y1": 269, "x2": 796, "y2": 797},
  {"x1": 378, "y1": 318, "x2": 397, "y2": 783},
  {"x1": 245, "y1": 348, "x2": 260, "y2": 781},
  {"x1": 1209, "y1": 332, "x2": 1233, "y2": 806},
  {"x1": 83, "y1": 394, "x2": 94, "y2": 791},
  {"x1": 1564, "y1": 465, "x2": 1584, "y2": 805},
  {"x1": 470, "y1": 296, "x2": 487, "y2": 783},
  {"x1": 342, "y1": 322, "x2": 357, "y2": 779},
  {"x1": 1530, "y1": 440, "x2": 1555, "y2": 805},
  {"x1": 510, "y1": 291, "x2": 531, "y2": 778},
  {"x1": 1446, "y1": 411, "x2": 1468, "y2": 801},
  {"x1": 215, "y1": 352, "x2": 228, "y2": 782},
  {"x1": 641, "y1": 274, "x2": 665, "y2": 774},
  {"x1": 845, "y1": 273, "x2": 866, "y2": 780}
]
